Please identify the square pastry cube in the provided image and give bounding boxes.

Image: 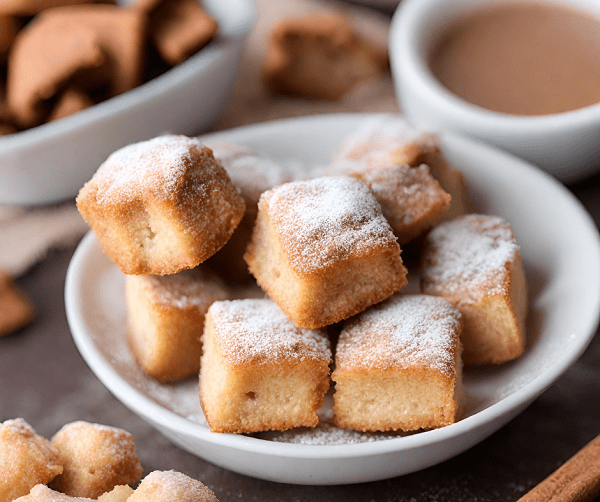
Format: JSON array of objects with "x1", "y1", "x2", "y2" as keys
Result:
[
  {"x1": 244, "y1": 176, "x2": 408, "y2": 329},
  {"x1": 77, "y1": 135, "x2": 245, "y2": 276},
  {"x1": 125, "y1": 266, "x2": 229, "y2": 382},
  {"x1": 199, "y1": 299, "x2": 332, "y2": 434},
  {"x1": 421, "y1": 214, "x2": 527, "y2": 366},
  {"x1": 332, "y1": 294, "x2": 464, "y2": 432}
]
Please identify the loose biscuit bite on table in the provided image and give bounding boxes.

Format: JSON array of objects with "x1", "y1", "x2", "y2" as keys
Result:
[
  {"x1": 134, "y1": 0, "x2": 218, "y2": 66},
  {"x1": 77, "y1": 135, "x2": 245, "y2": 276},
  {"x1": 127, "y1": 470, "x2": 220, "y2": 502},
  {"x1": 332, "y1": 294, "x2": 464, "y2": 432},
  {"x1": 324, "y1": 160, "x2": 452, "y2": 246},
  {"x1": 332, "y1": 116, "x2": 469, "y2": 221},
  {"x1": 0, "y1": 271, "x2": 36, "y2": 336},
  {"x1": 200, "y1": 299, "x2": 332, "y2": 434},
  {"x1": 421, "y1": 214, "x2": 528, "y2": 366},
  {"x1": 49, "y1": 421, "x2": 143, "y2": 499},
  {"x1": 244, "y1": 175, "x2": 407, "y2": 329},
  {"x1": 263, "y1": 14, "x2": 389, "y2": 101},
  {"x1": 125, "y1": 266, "x2": 230, "y2": 382},
  {"x1": 0, "y1": 418, "x2": 63, "y2": 502}
]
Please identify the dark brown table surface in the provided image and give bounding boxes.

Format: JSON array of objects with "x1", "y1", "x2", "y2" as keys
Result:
[{"x1": 1, "y1": 171, "x2": 599, "y2": 502}]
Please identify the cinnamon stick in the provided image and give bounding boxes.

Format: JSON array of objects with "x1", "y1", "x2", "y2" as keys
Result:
[{"x1": 518, "y1": 435, "x2": 600, "y2": 502}]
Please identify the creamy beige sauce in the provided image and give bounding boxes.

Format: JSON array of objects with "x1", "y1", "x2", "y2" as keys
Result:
[{"x1": 428, "y1": 2, "x2": 600, "y2": 115}]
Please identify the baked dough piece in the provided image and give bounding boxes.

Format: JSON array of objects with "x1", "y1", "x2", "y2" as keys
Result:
[
  {"x1": 0, "y1": 0, "x2": 101, "y2": 16},
  {"x1": 325, "y1": 160, "x2": 451, "y2": 245},
  {"x1": 77, "y1": 135, "x2": 245, "y2": 275},
  {"x1": 332, "y1": 294, "x2": 464, "y2": 432},
  {"x1": 49, "y1": 421, "x2": 143, "y2": 499},
  {"x1": 13, "y1": 484, "x2": 95, "y2": 501},
  {"x1": 421, "y1": 214, "x2": 527, "y2": 366},
  {"x1": 136, "y1": 0, "x2": 218, "y2": 66},
  {"x1": 332, "y1": 115, "x2": 468, "y2": 220},
  {"x1": 97, "y1": 486, "x2": 134, "y2": 502},
  {"x1": 244, "y1": 176, "x2": 408, "y2": 329},
  {"x1": 127, "y1": 471, "x2": 219, "y2": 502},
  {"x1": 199, "y1": 299, "x2": 332, "y2": 434},
  {"x1": 125, "y1": 266, "x2": 229, "y2": 382},
  {"x1": 263, "y1": 14, "x2": 388, "y2": 100},
  {"x1": 0, "y1": 271, "x2": 36, "y2": 336},
  {"x1": 0, "y1": 418, "x2": 63, "y2": 502},
  {"x1": 206, "y1": 143, "x2": 303, "y2": 283}
]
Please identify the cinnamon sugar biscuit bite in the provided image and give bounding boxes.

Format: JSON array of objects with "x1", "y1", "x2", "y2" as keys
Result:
[
  {"x1": 421, "y1": 214, "x2": 527, "y2": 366},
  {"x1": 325, "y1": 160, "x2": 452, "y2": 246},
  {"x1": 13, "y1": 484, "x2": 95, "y2": 501},
  {"x1": 206, "y1": 143, "x2": 304, "y2": 283},
  {"x1": 332, "y1": 294, "x2": 464, "y2": 432},
  {"x1": 127, "y1": 471, "x2": 219, "y2": 502},
  {"x1": 97, "y1": 486, "x2": 134, "y2": 502},
  {"x1": 0, "y1": 418, "x2": 63, "y2": 502},
  {"x1": 263, "y1": 14, "x2": 388, "y2": 100},
  {"x1": 244, "y1": 175, "x2": 407, "y2": 329},
  {"x1": 200, "y1": 299, "x2": 332, "y2": 434},
  {"x1": 49, "y1": 421, "x2": 143, "y2": 499},
  {"x1": 332, "y1": 116, "x2": 468, "y2": 220},
  {"x1": 77, "y1": 135, "x2": 245, "y2": 275},
  {"x1": 125, "y1": 266, "x2": 230, "y2": 382}
]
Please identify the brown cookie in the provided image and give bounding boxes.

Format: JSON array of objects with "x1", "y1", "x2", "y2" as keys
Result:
[
  {"x1": 263, "y1": 14, "x2": 389, "y2": 100},
  {"x1": 140, "y1": 0, "x2": 218, "y2": 66},
  {"x1": 7, "y1": 15, "x2": 106, "y2": 127}
]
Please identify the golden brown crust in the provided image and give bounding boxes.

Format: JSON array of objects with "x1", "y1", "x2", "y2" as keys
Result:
[
  {"x1": 125, "y1": 266, "x2": 230, "y2": 382},
  {"x1": 49, "y1": 421, "x2": 143, "y2": 499},
  {"x1": 77, "y1": 135, "x2": 245, "y2": 276},
  {"x1": 0, "y1": 419, "x2": 63, "y2": 502},
  {"x1": 332, "y1": 294, "x2": 463, "y2": 432},
  {"x1": 244, "y1": 176, "x2": 407, "y2": 328},
  {"x1": 127, "y1": 471, "x2": 220, "y2": 502},
  {"x1": 262, "y1": 14, "x2": 388, "y2": 100},
  {"x1": 199, "y1": 299, "x2": 331, "y2": 434},
  {"x1": 421, "y1": 214, "x2": 527, "y2": 366}
]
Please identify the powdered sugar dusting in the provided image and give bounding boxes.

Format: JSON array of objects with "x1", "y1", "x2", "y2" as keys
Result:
[
  {"x1": 208, "y1": 299, "x2": 331, "y2": 365},
  {"x1": 89, "y1": 135, "x2": 218, "y2": 203},
  {"x1": 422, "y1": 214, "x2": 519, "y2": 299},
  {"x1": 141, "y1": 267, "x2": 228, "y2": 309},
  {"x1": 263, "y1": 176, "x2": 398, "y2": 275},
  {"x1": 332, "y1": 115, "x2": 439, "y2": 167},
  {"x1": 335, "y1": 294, "x2": 461, "y2": 377}
]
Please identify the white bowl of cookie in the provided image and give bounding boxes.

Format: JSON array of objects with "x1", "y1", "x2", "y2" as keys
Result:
[
  {"x1": 0, "y1": 0, "x2": 256, "y2": 206},
  {"x1": 65, "y1": 113, "x2": 600, "y2": 485},
  {"x1": 389, "y1": 0, "x2": 600, "y2": 183}
]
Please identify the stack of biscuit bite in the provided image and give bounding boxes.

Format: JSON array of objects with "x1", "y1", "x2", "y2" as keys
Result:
[{"x1": 77, "y1": 115, "x2": 528, "y2": 437}]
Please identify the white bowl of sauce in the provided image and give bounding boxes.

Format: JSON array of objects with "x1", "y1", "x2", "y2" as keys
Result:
[{"x1": 390, "y1": 0, "x2": 600, "y2": 183}]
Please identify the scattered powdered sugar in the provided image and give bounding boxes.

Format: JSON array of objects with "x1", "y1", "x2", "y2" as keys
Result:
[
  {"x1": 335, "y1": 295, "x2": 461, "y2": 377},
  {"x1": 263, "y1": 176, "x2": 397, "y2": 275},
  {"x1": 422, "y1": 214, "x2": 519, "y2": 298},
  {"x1": 90, "y1": 135, "x2": 220, "y2": 203},
  {"x1": 141, "y1": 267, "x2": 228, "y2": 309},
  {"x1": 209, "y1": 299, "x2": 331, "y2": 365}
]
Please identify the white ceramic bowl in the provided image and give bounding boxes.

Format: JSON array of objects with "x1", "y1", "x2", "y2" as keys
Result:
[
  {"x1": 65, "y1": 113, "x2": 600, "y2": 485},
  {"x1": 0, "y1": 0, "x2": 256, "y2": 206},
  {"x1": 389, "y1": 0, "x2": 600, "y2": 183}
]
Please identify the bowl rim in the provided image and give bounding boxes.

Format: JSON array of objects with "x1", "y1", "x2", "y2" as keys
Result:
[
  {"x1": 0, "y1": 0, "x2": 257, "y2": 153},
  {"x1": 389, "y1": 0, "x2": 600, "y2": 135}
]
